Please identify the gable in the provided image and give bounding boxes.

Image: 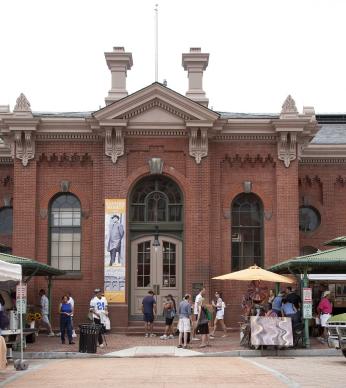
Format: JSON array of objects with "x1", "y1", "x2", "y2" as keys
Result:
[
  {"x1": 128, "y1": 106, "x2": 185, "y2": 124},
  {"x1": 93, "y1": 82, "x2": 219, "y2": 123}
]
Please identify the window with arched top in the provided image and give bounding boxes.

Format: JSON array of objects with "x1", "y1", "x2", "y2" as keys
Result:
[
  {"x1": 49, "y1": 193, "x2": 81, "y2": 271},
  {"x1": 231, "y1": 193, "x2": 264, "y2": 271},
  {"x1": 130, "y1": 175, "x2": 183, "y2": 222},
  {"x1": 0, "y1": 207, "x2": 13, "y2": 236}
]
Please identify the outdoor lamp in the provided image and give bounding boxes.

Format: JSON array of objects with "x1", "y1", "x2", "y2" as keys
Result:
[{"x1": 153, "y1": 225, "x2": 160, "y2": 248}]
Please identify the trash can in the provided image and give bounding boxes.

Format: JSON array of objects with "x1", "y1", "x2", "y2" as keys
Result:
[{"x1": 79, "y1": 324, "x2": 102, "y2": 353}]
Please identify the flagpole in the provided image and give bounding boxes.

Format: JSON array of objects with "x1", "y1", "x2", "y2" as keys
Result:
[{"x1": 154, "y1": 4, "x2": 159, "y2": 82}]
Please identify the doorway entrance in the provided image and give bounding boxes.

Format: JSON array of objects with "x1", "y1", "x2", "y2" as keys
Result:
[{"x1": 130, "y1": 235, "x2": 182, "y2": 317}]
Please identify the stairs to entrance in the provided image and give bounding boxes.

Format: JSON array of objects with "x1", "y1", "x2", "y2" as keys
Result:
[{"x1": 125, "y1": 320, "x2": 167, "y2": 336}]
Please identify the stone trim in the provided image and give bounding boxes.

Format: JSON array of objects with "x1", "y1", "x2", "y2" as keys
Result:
[
  {"x1": 277, "y1": 132, "x2": 297, "y2": 168},
  {"x1": 300, "y1": 158, "x2": 346, "y2": 164},
  {"x1": 105, "y1": 128, "x2": 124, "y2": 164},
  {"x1": 0, "y1": 157, "x2": 13, "y2": 165},
  {"x1": 213, "y1": 134, "x2": 277, "y2": 141},
  {"x1": 126, "y1": 129, "x2": 186, "y2": 137},
  {"x1": 119, "y1": 98, "x2": 193, "y2": 121},
  {"x1": 222, "y1": 153, "x2": 276, "y2": 168},
  {"x1": 14, "y1": 131, "x2": 35, "y2": 166},
  {"x1": 35, "y1": 133, "x2": 100, "y2": 141},
  {"x1": 189, "y1": 128, "x2": 208, "y2": 164}
]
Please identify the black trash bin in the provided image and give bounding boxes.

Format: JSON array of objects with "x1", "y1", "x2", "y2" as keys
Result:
[{"x1": 79, "y1": 324, "x2": 102, "y2": 353}]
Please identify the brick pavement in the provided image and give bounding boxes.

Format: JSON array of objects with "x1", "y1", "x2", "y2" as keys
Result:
[
  {"x1": 3, "y1": 357, "x2": 287, "y2": 388},
  {"x1": 23, "y1": 331, "x2": 327, "y2": 356}
]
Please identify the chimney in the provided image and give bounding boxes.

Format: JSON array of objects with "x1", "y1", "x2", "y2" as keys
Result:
[
  {"x1": 105, "y1": 47, "x2": 133, "y2": 105},
  {"x1": 182, "y1": 47, "x2": 209, "y2": 107}
]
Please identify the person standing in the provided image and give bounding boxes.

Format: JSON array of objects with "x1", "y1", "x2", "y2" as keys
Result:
[
  {"x1": 317, "y1": 290, "x2": 333, "y2": 343},
  {"x1": 272, "y1": 291, "x2": 284, "y2": 316},
  {"x1": 177, "y1": 294, "x2": 192, "y2": 349},
  {"x1": 67, "y1": 292, "x2": 77, "y2": 338},
  {"x1": 107, "y1": 215, "x2": 124, "y2": 266},
  {"x1": 59, "y1": 295, "x2": 74, "y2": 345},
  {"x1": 160, "y1": 295, "x2": 176, "y2": 340},
  {"x1": 286, "y1": 287, "x2": 302, "y2": 309},
  {"x1": 89, "y1": 288, "x2": 108, "y2": 348},
  {"x1": 210, "y1": 292, "x2": 227, "y2": 338},
  {"x1": 37, "y1": 289, "x2": 55, "y2": 337},
  {"x1": 196, "y1": 298, "x2": 210, "y2": 348},
  {"x1": 192, "y1": 287, "x2": 205, "y2": 340},
  {"x1": 142, "y1": 290, "x2": 157, "y2": 337}
]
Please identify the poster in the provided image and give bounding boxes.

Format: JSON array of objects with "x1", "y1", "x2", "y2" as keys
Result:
[
  {"x1": 104, "y1": 199, "x2": 126, "y2": 303},
  {"x1": 251, "y1": 316, "x2": 293, "y2": 346}
]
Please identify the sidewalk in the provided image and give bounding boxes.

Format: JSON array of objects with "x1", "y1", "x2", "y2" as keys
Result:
[{"x1": 12, "y1": 331, "x2": 340, "y2": 359}]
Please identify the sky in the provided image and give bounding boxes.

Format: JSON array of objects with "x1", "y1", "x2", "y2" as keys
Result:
[{"x1": 1, "y1": 0, "x2": 346, "y2": 114}]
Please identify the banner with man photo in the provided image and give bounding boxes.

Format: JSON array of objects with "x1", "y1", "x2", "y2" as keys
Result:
[{"x1": 104, "y1": 199, "x2": 126, "y2": 303}]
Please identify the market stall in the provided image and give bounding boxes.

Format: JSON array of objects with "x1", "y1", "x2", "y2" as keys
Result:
[
  {"x1": 213, "y1": 265, "x2": 295, "y2": 348},
  {"x1": 0, "y1": 259, "x2": 26, "y2": 370},
  {"x1": 267, "y1": 240, "x2": 346, "y2": 347}
]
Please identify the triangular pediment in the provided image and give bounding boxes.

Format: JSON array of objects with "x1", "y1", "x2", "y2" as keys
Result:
[{"x1": 93, "y1": 82, "x2": 219, "y2": 123}]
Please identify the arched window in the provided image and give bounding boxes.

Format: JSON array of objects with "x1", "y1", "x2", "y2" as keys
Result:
[
  {"x1": 130, "y1": 176, "x2": 182, "y2": 222},
  {"x1": 231, "y1": 193, "x2": 264, "y2": 271},
  {"x1": 49, "y1": 194, "x2": 81, "y2": 271},
  {"x1": 0, "y1": 207, "x2": 13, "y2": 235}
]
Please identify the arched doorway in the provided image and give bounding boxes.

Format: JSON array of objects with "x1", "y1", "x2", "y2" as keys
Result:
[{"x1": 129, "y1": 175, "x2": 183, "y2": 317}]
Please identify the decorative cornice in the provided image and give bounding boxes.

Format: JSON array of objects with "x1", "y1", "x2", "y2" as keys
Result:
[
  {"x1": 277, "y1": 132, "x2": 297, "y2": 168},
  {"x1": 14, "y1": 131, "x2": 35, "y2": 166},
  {"x1": 189, "y1": 127, "x2": 208, "y2": 164},
  {"x1": 300, "y1": 158, "x2": 346, "y2": 164},
  {"x1": 119, "y1": 98, "x2": 193, "y2": 121},
  {"x1": 213, "y1": 134, "x2": 277, "y2": 141},
  {"x1": 126, "y1": 129, "x2": 186, "y2": 137},
  {"x1": 0, "y1": 157, "x2": 13, "y2": 165},
  {"x1": 105, "y1": 128, "x2": 124, "y2": 164},
  {"x1": 35, "y1": 133, "x2": 100, "y2": 141},
  {"x1": 222, "y1": 153, "x2": 276, "y2": 168},
  {"x1": 298, "y1": 175, "x2": 322, "y2": 186}
]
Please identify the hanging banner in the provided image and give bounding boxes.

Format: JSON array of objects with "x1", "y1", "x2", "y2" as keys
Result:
[{"x1": 104, "y1": 199, "x2": 126, "y2": 303}]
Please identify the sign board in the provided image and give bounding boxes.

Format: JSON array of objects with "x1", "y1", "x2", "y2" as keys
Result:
[
  {"x1": 16, "y1": 298, "x2": 27, "y2": 314},
  {"x1": 303, "y1": 303, "x2": 312, "y2": 319},
  {"x1": 303, "y1": 287, "x2": 312, "y2": 319},
  {"x1": 303, "y1": 288, "x2": 312, "y2": 303},
  {"x1": 16, "y1": 284, "x2": 27, "y2": 300}
]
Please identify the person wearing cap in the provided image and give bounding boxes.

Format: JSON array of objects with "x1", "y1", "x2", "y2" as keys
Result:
[
  {"x1": 89, "y1": 288, "x2": 108, "y2": 348},
  {"x1": 317, "y1": 290, "x2": 333, "y2": 343}
]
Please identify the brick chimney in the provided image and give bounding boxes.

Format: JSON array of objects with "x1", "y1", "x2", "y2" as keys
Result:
[
  {"x1": 182, "y1": 48, "x2": 209, "y2": 107},
  {"x1": 105, "y1": 47, "x2": 133, "y2": 105}
]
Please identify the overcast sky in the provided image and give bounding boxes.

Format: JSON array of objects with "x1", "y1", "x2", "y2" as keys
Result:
[{"x1": 1, "y1": 0, "x2": 346, "y2": 114}]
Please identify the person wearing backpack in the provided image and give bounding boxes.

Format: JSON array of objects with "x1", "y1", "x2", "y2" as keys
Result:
[
  {"x1": 160, "y1": 294, "x2": 176, "y2": 340},
  {"x1": 196, "y1": 298, "x2": 211, "y2": 348},
  {"x1": 210, "y1": 291, "x2": 227, "y2": 338}
]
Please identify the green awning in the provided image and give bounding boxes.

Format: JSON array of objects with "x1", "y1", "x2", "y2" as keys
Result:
[
  {"x1": 267, "y1": 246, "x2": 346, "y2": 275},
  {"x1": 324, "y1": 236, "x2": 346, "y2": 247},
  {"x1": 0, "y1": 253, "x2": 65, "y2": 277}
]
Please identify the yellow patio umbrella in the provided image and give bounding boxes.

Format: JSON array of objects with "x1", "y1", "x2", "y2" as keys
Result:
[{"x1": 212, "y1": 265, "x2": 294, "y2": 283}]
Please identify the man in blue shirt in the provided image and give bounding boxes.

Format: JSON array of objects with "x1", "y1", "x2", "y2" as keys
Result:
[{"x1": 142, "y1": 290, "x2": 157, "y2": 337}]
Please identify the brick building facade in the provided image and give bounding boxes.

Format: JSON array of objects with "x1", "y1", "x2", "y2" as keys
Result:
[{"x1": 0, "y1": 47, "x2": 345, "y2": 329}]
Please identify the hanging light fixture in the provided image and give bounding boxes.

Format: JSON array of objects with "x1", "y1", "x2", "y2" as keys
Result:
[{"x1": 153, "y1": 225, "x2": 160, "y2": 247}]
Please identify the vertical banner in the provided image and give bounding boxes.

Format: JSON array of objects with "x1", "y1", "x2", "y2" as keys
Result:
[{"x1": 104, "y1": 199, "x2": 126, "y2": 303}]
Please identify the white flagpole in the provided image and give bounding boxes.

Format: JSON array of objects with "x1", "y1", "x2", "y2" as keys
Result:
[{"x1": 154, "y1": 4, "x2": 159, "y2": 82}]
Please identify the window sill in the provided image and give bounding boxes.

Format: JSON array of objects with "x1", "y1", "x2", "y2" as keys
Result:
[{"x1": 53, "y1": 271, "x2": 83, "y2": 280}]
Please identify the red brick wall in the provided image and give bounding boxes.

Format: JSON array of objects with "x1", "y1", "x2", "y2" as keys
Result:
[{"x1": 6, "y1": 136, "x2": 346, "y2": 330}]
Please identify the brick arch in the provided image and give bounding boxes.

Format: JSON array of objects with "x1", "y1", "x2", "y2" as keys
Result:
[
  {"x1": 122, "y1": 164, "x2": 192, "y2": 203},
  {"x1": 222, "y1": 185, "x2": 271, "y2": 213},
  {"x1": 40, "y1": 187, "x2": 90, "y2": 212}
]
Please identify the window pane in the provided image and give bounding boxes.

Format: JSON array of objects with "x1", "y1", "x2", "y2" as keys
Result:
[
  {"x1": 0, "y1": 207, "x2": 13, "y2": 235},
  {"x1": 58, "y1": 257, "x2": 73, "y2": 270}
]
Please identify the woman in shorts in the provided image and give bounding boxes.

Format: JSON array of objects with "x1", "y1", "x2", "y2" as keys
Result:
[
  {"x1": 160, "y1": 295, "x2": 176, "y2": 340},
  {"x1": 210, "y1": 292, "x2": 227, "y2": 338}
]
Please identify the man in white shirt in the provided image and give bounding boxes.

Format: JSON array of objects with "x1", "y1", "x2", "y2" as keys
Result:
[
  {"x1": 37, "y1": 289, "x2": 55, "y2": 336},
  {"x1": 67, "y1": 292, "x2": 77, "y2": 338},
  {"x1": 89, "y1": 288, "x2": 108, "y2": 348},
  {"x1": 192, "y1": 287, "x2": 205, "y2": 340}
]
